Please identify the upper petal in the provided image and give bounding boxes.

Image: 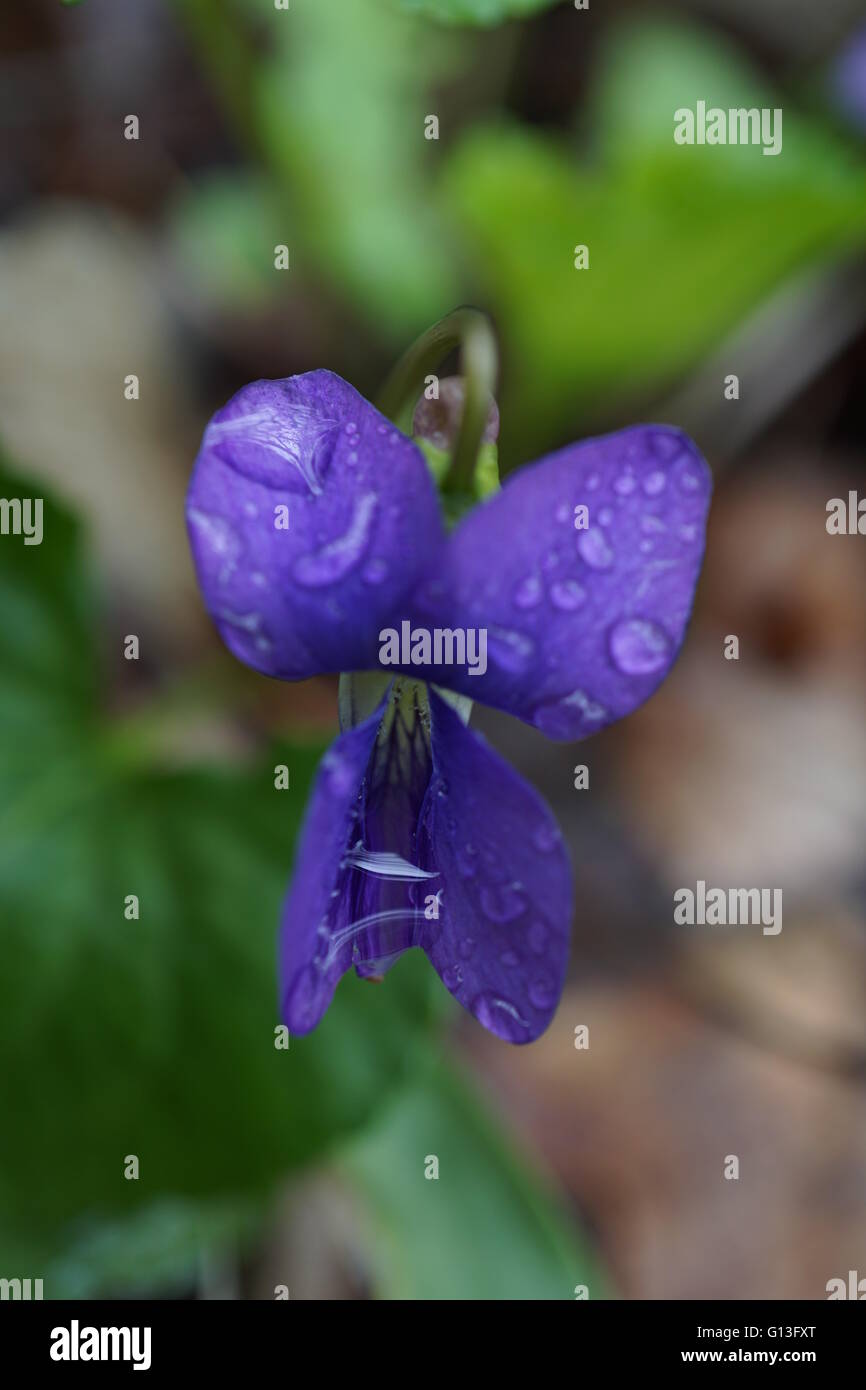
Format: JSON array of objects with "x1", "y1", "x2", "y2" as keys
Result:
[
  {"x1": 186, "y1": 371, "x2": 446, "y2": 680},
  {"x1": 408, "y1": 426, "x2": 712, "y2": 738},
  {"x1": 418, "y1": 691, "x2": 573, "y2": 1043}
]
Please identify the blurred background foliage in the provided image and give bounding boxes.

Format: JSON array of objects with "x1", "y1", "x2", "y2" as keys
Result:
[{"x1": 1, "y1": 0, "x2": 865, "y2": 1299}]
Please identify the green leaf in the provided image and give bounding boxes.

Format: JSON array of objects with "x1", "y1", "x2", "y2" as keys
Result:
[
  {"x1": 168, "y1": 172, "x2": 286, "y2": 310},
  {"x1": 253, "y1": 0, "x2": 462, "y2": 334},
  {"x1": 397, "y1": 0, "x2": 558, "y2": 25},
  {"x1": 341, "y1": 1060, "x2": 610, "y2": 1299},
  {"x1": 0, "y1": 459, "x2": 436, "y2": 1288},
  {"x1": 440, "y1": 19, "x2": 866, "y2": 463}
]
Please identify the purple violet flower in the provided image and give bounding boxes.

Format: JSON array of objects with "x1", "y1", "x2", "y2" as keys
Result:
[{"x1": 186, "y1": 369, "x2": 711, "y2": 1043}]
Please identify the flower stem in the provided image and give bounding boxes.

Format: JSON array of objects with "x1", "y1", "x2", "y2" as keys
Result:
[{"x1": 377, "y1": 307, "x2": 498, "y2": 495}]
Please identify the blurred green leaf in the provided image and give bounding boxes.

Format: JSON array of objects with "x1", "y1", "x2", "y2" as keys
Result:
[
  {"x1": 397, "y1": 0, "x2": 559, "y2": 25},
  {"x1": 169, "y1": 172, "x2": 285, "y2": 310},
  {"x1": 173, "y1": 0, "x2": 463, "y2": 332},
  {"x1": 0, "y1": 459, "x2": 436, "y2": 1287},
  {"x1": 253, "y1": 0, "x2": 462, "y2": 335},
  {"x1": 342, "y1": 1059, "x2": 609, "y2": 1299},
  {"x1": 440, "y1": 18, "x2": 866, "y2": 463}
]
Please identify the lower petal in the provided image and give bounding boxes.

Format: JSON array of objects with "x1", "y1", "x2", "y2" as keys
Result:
[{"x1": 419, "y1": 692, "x2": 573, "y2": 1043}]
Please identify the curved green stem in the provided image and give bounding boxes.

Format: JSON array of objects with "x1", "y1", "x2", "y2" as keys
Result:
[{"x1": 377, "y1": 307, "x2": 498, "y2": 495}]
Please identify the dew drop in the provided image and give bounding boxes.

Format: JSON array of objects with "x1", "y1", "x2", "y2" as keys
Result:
[
  {"x1": 458, "y1": 937, "x2": 476, "y2": 961},
  {"x1": 614, "y1": 473, "x2": 636, "y2": 496},
  {"x1": 643, "y1": 471, "x2": 666, "y2": 496},
  {"x1": 549, "y1": 578, "x2": 587, "y2": 611},
  {"x1": 532, "y1": 822, "x2": 559, "y2": 853},
  {"x1": 293, "y1": 492, "x2": 377, "y2": 586},
  {"x1": 480, "y1": 883, "x2": 527, "y2": 924},
  {"x1": 487, "y1": 626, "x2": 535, "y2": 673},
  {"x1": 442, "y1": 964, "x2": 462, "y2": 991},
  {"x1": 187, "y1": 507, "x2": 241, "y2": 581},
  {"x1": 472, "y1": 992, "x2": 532, "y2": 1041},
  {"x1": 456, "y1": 846, "x2": 477, "y2": 880},
  {"x1": 599, "y1": 507, "x2": 614, "y2": 526},
  {"x1": 533, "y1": 689, "x2": 607, "y2": 738},
  {"x1": 609, "y1": 617, "x2": 671, "y2": 675},
  {"x1": 529, "y1": 976, "x2": 557, "y2": 1010},
  {"x1": 577, "y1": 528, "x2": 613, "y2": 570},
  {"x1": 362, "y1": 558, "x2": 388, "y2": 585},
  {"x1": 649, "y1": 430, "x2": 682, "y2": 462},
  {"x1": 513, "y1": 574, "x2": 543, "y2": 609}
]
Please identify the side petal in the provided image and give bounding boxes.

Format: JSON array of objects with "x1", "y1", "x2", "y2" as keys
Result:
[
  {"x1": 186, "y1": 371, "x2": 446, "y2": 680},
  {"x1": 410, "y1": 426, "x2": 712, "y2": 738},
  {"x1": 279, "y1": 709, "x2": 381, "y2": 1034},
  {"x1": 419, "y1": 692, "x2": 573, "y2": 1043}
]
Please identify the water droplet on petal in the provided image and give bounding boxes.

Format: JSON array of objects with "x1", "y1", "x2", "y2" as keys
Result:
[
  {"x1": 609, "y1": 618, "x2": 671, "y2": 675},
  {"x1": 472, "y1": 992, "x2": 532, "y2": 1041},
  {"x1": 458, "y1": 937, "x2": 476, "y2": 961},
  {"x1": 488, "y1": 626, "x2": 535, "y2": 673},
  {"x1": 442, "y1": 964, "x2": 462, "y2": 991},
  {"x1": 529, "y1": 976, "x2": 557, "y2": 1010},
  {"x1": 456, "y1": 846, "x2": 477, "y2": 879},
  {"x1": 480, "y1": 884, "x2": 527, "y2": 923},
  {"x1": 649, "y1": 430, "x2": 681, "y2": 462},
  {"x1": 532, "y1": 823, "x2": 559, "y2": 853},
  {"x1": 549, "y1": 578, "x2": 587, "y2": 611},
  {"x1": 643, "y1": 471, "x2": 666, "y2": 496},
  {"x1": 577, "y1": 528, "x2": 613, "y2": 570},
  {"x1": 514, "y1": 574, "x2": 543, "y2": 609},
  {"x1": 293, "y1": 492, "x2": 377, "y2": 586},
  {"x1": 599, "y1": 507, "x2": 614, "y2": 526},
  {"x1": 614, "y1": 473, "x2": 636, "y2": 496},
  {"x1": 585, "y1": 472, "x2": 600, "y2": 491},
  {"x1": 362, "y1": 558, "x2": 388, "y2": 585},
  {"x1": 187, "y1": 508, "x2": 242, "y2": 583},
  {"x1": 555, "y1": 502, "x2": 571, "y2": 523},
  {"x1": 533, "y1": 689, "x2": 608, "y2": 738},
  {"x1": 679, "y1": 523, "x2": 697, "y2": 542}
]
